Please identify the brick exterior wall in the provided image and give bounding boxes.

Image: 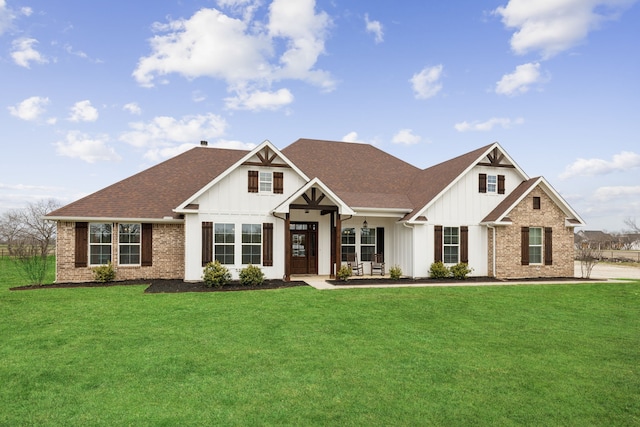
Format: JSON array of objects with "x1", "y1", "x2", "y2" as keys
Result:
[
  {"x1": 492, "y1": 187, "x2": 575, "y2": 278},
  {"x1": 55, "y1": 221, "x2": 185, "y2": 283}
]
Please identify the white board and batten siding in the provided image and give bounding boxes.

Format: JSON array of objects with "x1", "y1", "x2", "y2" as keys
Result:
[{"x1": 184, "y1": 164, "x2": 308, "y2": 281}]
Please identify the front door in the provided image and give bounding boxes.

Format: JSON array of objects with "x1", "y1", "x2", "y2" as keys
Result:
[{"x1": 290, "y1": 222, "x2": 318, "y2": 275}]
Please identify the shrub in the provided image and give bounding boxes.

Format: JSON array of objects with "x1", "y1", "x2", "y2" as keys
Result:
[
  {"x1": 450, "y1": 262, "x2": 473, "y2": 280},
  {"x1": 203, "y1": 260, "x2": 231, "y2": 288},
  {"x1": 429, "y1": 261, "x2": 450, "y2": 279},
  {"x1": 92, "y1": 261, "x2": 116, "y2": 283},
  {"x1": 337, "y1": 264, "x2": 352, "y2": 281},
  {"x1": 239, "y1": 264, "x2": 265, "y2": 286},
  {"x1": 389, "y1": 265, "x2": 402, "y2": 280}
]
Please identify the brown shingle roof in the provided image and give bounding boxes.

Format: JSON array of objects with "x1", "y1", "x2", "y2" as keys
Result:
[
  {"x1": 47, "y1": 147, "x2": 248, "y2": 220},
  {"x1": 282, "y1": 139, "x2": 421, "y2": 209},
  {"x1": 48, "y1": 139, "x2": 504, "y2": 221}
]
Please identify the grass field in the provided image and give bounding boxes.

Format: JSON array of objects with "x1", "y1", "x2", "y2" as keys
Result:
[{"x1": 1, "y1": 257, "x2": 639, "y2": 426}]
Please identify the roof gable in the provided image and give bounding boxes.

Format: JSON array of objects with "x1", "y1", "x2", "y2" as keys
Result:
[
  {"x1": 481, "y1": 176, "x2": 586, "y2": 226},
  {"x1": 176, "y1": 140, "x2": 309, "y2": 211}
]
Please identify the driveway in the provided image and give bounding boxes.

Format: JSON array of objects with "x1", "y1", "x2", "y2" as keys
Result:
[{"x1": 575, "y1": 261, "x2": 640, "y2": 280}]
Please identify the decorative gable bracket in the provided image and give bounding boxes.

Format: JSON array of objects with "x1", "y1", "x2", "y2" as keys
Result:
[
  {"x1": 477, "y1": 147, "x2": 515, "y2": 168},
  {"x1": 243, "y1": 146, "x2": 290, "y2": 168}
]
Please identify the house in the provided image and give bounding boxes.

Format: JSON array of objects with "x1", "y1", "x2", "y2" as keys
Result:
[{"x1": 46, "y1": 139, "x2": 585, "y2": 283}]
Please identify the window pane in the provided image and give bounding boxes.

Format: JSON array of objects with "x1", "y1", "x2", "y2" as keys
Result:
[
  {"x1": 215, "y1": 224, "x2": 234, "y2": 243},
  {"x1": 444, "y1": 246, "x2": 458, "y2": 264},
  {"x1": 341, "y1": 245, "x2": 355, "y2": 262},
  {"x1": 90, "y1": 245, "x2": 111, "y2": 265},
  {"x1": 242, "y1": 245, "x2": 261, "y2": 264},
  {"x1": 529, "y1": 227, "x2": 542, "y2": 245},
  {"x1": 341, "y1": 228, "x2": 355, "y2": 245},
  {"x1": 260, "y1": 172, "x2": 272, "y2": 192},
  {"x1": 361, "y1": 245, "x2": 375, "y2": 262},
  {"x1": 361, "y1": 228, "x2": 375, "y2": 245},
  {"x1": 529, "y1": 247, "x2": 542, "y2": 264},
  {"x1": 214, "y1": 245, "x2": 234, "y2": 264},
  {"x1": 119, "y1": 245, "x2": 140, "y2": 265},
  {"x1": 90, "y1": 223, "x2": 112, "y2": 243},
  {"x1": 119, "y1": 223, "x2": 140, "y2": 244},
  {"x1": 444, "y1": 227, "x2": 459, "y2": 244},
  {"x1": 487, "y1": 175, "x2": 497, "y2": 193}
]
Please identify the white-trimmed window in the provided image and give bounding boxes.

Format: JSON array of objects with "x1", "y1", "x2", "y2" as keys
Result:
[
  {"x1": 119, "y1": 223, "x2": 141, "y2": 265},
  {"x1": 443, "y1": 226, "x2": 459, "y2": 264},
  {"x1": 341, "y1": 227, "x2": 356, "y2": 261},
  {"x1": 529, "y1": 227, "x2": 543, "y2": 264},
  {"x1": 242, "y1": 224, "x2": 261, "y2": 264},
  {"x1": 487, "y1": 175, "x2": 497, "y2": 193},
  {"x1": 360, "y1": 227, "x2": 376, "y2": 262},
  {"x1": 215, "y1": 223, "x2": 235, "y2": 264},
  {"x1": 89, "y1": 223, "x2": 112, "y2": 265},
  {"x1": 259, "y1": 172, "x2": 273, "y2": 193}
]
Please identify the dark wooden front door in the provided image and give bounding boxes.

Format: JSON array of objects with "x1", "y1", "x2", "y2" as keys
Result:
[{"x1": 290, "y1": 222, "x2": 318, "y2": 275}]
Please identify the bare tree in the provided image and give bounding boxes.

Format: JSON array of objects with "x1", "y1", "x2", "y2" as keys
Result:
[
  {"x1": 0, "y1": 199, "x2": 61, "y2": 284},
  {"x1": 624, "y1": 217, "x2": 639, "y2": 233},
  {"x1": 576, "y1": 245, "x2": 602, "y2": 279}
]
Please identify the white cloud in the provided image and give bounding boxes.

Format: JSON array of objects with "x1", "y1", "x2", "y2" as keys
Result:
[
  {"x1": 392, "y1": 129, "x2": 421, "y2": 145},
  {"x1": 68, "y1": 100, "x2": 99, "y2": 122},
  {"x1": 495, "y1": 62, "x2": 542, "y2": 96},
  {"x1": 494, "y1": 0, "x2": 636, "y2": 59},
  {"x1": 560, "y1": 151, "x2": 640, "y2": 179},
  {"x1": 593, "y1": 185, "x2": 640, "y2": 202},
  {"x1": 365, "y1": 13, "x2": 383, "y2": 43},
  {"x1": 133, "y1": 1, "x2": 334, "y2": 106},
  {"x1": 8, "y1": 96, "x2": 50, "y2": 121},
  {"x1": 11, "y1": 37, "x2": 48, "y2": 68},
  {"x1": 410, "y1": 65, "x2": 443, "y2": 99},
  {"x1": 454, "y1": 117, "x2": 524, "y2": 132},
  {"x1": 123, "y1": 102, "x2": 142, "y2": 115},
  {"x1": 120, "y1": 113, "x2": 228, "y2": 160},
  {"x1": 225, "y1": 88, "x2": 294, "y2": 111},
  {"x1": 342, "y1": 131, "x2": 361, "y2": 143},
  {"x1": 54, "y1": 131, "x2": 121, "y2": 163}
]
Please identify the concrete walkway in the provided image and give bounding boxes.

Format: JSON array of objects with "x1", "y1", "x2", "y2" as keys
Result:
[{"x1": 298, "y1": 262, "x2": 640, "y2": 290}]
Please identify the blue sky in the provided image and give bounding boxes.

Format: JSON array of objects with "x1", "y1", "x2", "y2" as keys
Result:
[{"x1": 1, "y1": 0, "x2": 639, "y2": 231}]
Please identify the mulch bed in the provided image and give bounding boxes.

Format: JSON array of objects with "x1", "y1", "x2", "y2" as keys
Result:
[{"x1": 10, "y1": 279, "x2": 308, "y2": 293}]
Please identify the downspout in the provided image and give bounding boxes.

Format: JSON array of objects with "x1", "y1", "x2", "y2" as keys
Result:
[{"x1": 487, "y1": 224, "x2": 496, "y2": 278}]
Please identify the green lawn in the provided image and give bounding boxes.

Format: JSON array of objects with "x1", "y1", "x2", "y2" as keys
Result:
[{"x1": 1, "y1": 257, "x2": 639, "y2": 426}]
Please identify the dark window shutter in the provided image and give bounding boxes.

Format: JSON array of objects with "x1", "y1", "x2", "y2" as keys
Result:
[
  {"x1": 141, "y1": 223, "x2": 153, "y2": 266},
  {"x1": 248, "y1": 170, "x2": 258, "y2": 193},
  {"x1": 544, "y1": 227, "x2": 553, "y2": 265},
  {"x1": 376, "y1": 227, "x2": 385, "y2": 255},
  {"x1": 75, "y1": 222, "x2": 88, "y2": 268},
  {"x1": 521, "y1": 227, "x2": 529, "y2": 265},
  {"x1": 434, "y1": 225, "x2": 443, "y2": 262},
  {"x1": 479, "y1": 174, "x2": 487, "y2": 193},
  {"x1": 273, "y1": 172, "x2": 284, "y2": 194},
  {"x1": 498, "y1": 175, "x2": 505, "y2": 194},
  {"x1": 533, "y1": 197, "x2": 541, "y2": 209},
  {"x1": 460, "y1": 226, "x2": 469, "y2": 264},
  {"x1": 263, "y1": 223, "x2": 274, "y2": 266},
  {"x1": 202, "y1": 222, "x2": 213, "y2": 266}
]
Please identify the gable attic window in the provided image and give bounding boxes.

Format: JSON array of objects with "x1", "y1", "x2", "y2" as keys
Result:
[
  {"x1": 259, "y1": 172, "x2": 273, "y2": 193},
  {"x1": 89, "y1": 223, "x2": 112, "y2": 265},
  {"x1": 248, "y1": 170, "x2": 283, "y2": 194},
  {"x1": 479, "y1": 174, "x2": 505, "y2": 194}
]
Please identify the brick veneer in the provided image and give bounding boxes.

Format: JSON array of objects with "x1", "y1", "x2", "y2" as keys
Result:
[
  {"x1": 491, "y1": 187, "x2": 574, "y2": 278},
  {"x1": 55, "y1": 221, "x2": 185, "y2": 283}
]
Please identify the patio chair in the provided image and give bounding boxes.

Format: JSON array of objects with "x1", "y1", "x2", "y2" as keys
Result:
[
  {"x1": 371, "y1": 253, "x2": 385, "y2": 276},
  {"x1": 345, "y1": 252, "x2": 364, "y2": 276}
]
